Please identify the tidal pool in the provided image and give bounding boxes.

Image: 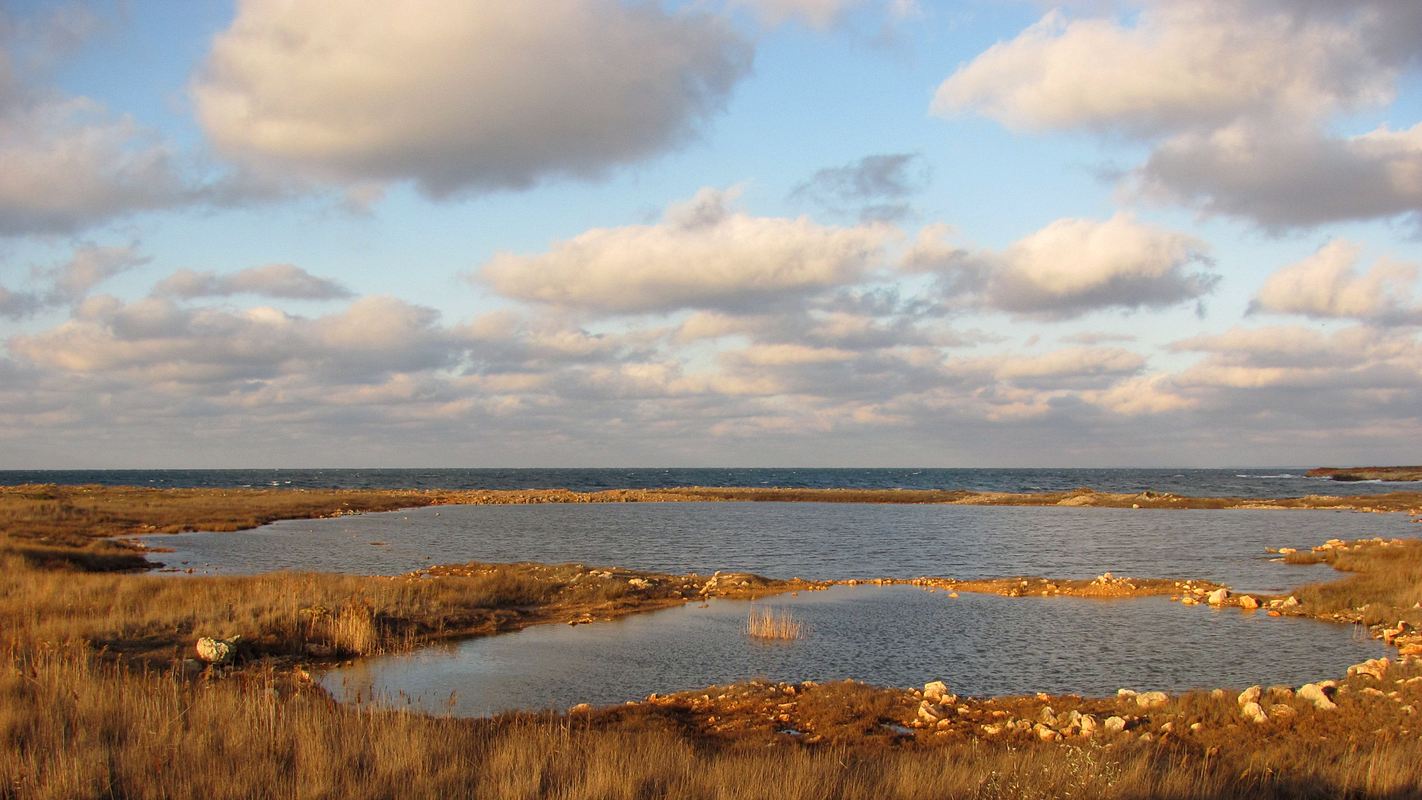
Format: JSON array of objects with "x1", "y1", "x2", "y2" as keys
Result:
[{"x1": 322, "y1": 585, "x2": 1389, "y2": 717}]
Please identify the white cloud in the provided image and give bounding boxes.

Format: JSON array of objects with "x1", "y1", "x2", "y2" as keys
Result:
[
  {"x1": 933, "y1": 1, "x2": 1422, "y2": 228},
  {"x1": 155, "y1": 264, "x2": 353, "y2": 301},
  {"x1": 932, "y1": 4, "x2": 1392, "y2": 136},
  {"x1": 192, "y1": 0, "x2": 751, "y2": 197},
  {"x1": 480, "y1": 187, "x2": 896, "y2": 313},
  {"x1": 908, "y1": 213, "x2": 1214, "y2": 318},
  {"x1": 0, "y1": 243, "x2": 146, "y2": 319},
  {"x1": 1252, "y1": 240, "x2": 1422, "y2": 325}
]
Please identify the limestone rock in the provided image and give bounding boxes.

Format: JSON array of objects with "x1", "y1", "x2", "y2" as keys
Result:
[
  {"x1": 923, "y1": 680, "x2": 956, "y2": 704},
  {"x1": 1298, "y1": 683, "x2": 1338, "y2": 711},
  {"x1": 1136, "y1": 691, "x2": 1168, "y2": 709},
  {"x1": 1238, "y1": 595, "x2": 1259, "y2": 610},
  {"x1": 195, "y1": 637, "x2": 237, "y2": 665},
  {"x1": 1207, "y1": 588, "x2": 1230, "y2": 606},
  {"x1": 1238, "y1": 685, "x2": 1261, "y2": 706},
  {"x1": 1104, "y1": 716, "x2": 1127, "y2": 733},
  {"x1": 917, "y1": 700, "x2": 946, "y2": 724},
  {"x1": 1241, "y1": 701, "x2": 1268, "y2": 724},
  {"x1": 1348, "y1": 657, "x2": 1390, "y2": 681}
]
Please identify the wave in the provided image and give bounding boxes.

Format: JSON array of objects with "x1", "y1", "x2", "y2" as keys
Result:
[{"x1": 1235, "y1": 473, "x2": 1301, "y2": 479}]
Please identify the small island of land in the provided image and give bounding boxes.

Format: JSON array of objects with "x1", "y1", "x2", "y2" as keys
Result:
[{"x1": 1308, "y1": 466, "x2": 1422, "y2": 482}]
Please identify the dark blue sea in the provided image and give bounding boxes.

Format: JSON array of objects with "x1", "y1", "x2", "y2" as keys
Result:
[{"x1": 1, "y1": 467, "x2": 1415, "y2": 497}]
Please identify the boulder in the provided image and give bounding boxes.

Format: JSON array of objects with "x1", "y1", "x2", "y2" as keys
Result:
[
  {"x1": 1348, "y1": 657, "x2": 1390, "y2": 681},
  {"x1": 923, "y1": 680, "x2": 956, "y2": 704},
  {"x1": 1207, "y1": 588, "x2": 1230, "y2": 606},
  {"x1": 1103, "y1": 716, "x2": 1127, "y2": 733},
  {"x1": 1298, "y1": 683, "x2": 1337, "y2": 711},
  {"x1": 1237, "y1": 685, "x2": 1261, "y2": 707},
  {"x1": 917, "y1": 700, "x2": 946, "y2": 724},
  {"x1": 1077, "y1": 714, "x2": 1097, "y2": 736},
  {"x1": 1238, "y1": 595, "x2": 1259, "y2": 610},
  {"x1": 1136, "y1": 691, "x2": 1168, "y2": 709},
  {"x1": 195, "y1": 636, "x2": 237, "y2": 665},
  {"x1": 1241, "y1": 701, "x2": 1268, "y2": 724}
]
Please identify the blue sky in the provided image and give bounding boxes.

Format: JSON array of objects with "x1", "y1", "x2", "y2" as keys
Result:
[{"x1": 1, "y1": 0, "x2": 1420, "y2": 468}]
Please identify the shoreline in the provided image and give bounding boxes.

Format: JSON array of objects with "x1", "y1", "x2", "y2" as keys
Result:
[{"x1": 5, "y1": 485, "x2": 1422, "y2": 797}]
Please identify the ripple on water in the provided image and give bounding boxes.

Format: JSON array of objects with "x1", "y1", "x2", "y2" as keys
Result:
[
  {"x1": 321, "y1": 586, "x2": 1388, "y2": 717},
  {"x1": 143, "y1": 502, "x2": 1416, "y2": 595}
]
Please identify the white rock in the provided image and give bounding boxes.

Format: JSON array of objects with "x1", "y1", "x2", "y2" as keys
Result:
[
  {"x1": 1103, "y1": 716, "x2": 1127, "y2": 733},
  {"x1": 923, "y1": 680, "x2": 956, "y2": 704},
  {"x1": 1207, "y1": 588, "x2": 1230, "y2": 605},
  {"x1": 1241, "y1": 701, "x2": 1268, "y2": 724},
  {"x1": 917, "y1": 700, "x2": 945, "y2": 724},
  {"x1": 195, "y1": 637, "x2": 236, "y2": 665},
  {"x1": 1298, "y1": 683, "x2": 1337, "y2": 711},
  {"x1": 1238, "y1": 685, "x2": 1262, "y2": 707},
  {"x1": 1136, "y1": 691, "x2": 1168, "y2": 709}
]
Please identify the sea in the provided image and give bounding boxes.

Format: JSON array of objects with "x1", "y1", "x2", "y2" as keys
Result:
[{"x1": 3, "y1": 466, "x2": 1416, "y2": 497}]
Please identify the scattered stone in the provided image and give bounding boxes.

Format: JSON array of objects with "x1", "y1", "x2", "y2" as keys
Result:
[
  {"x1": 1280, "y1": 596, "x2": 1300, "y2": 609},
  {"x1": 917, "y1": 700, "x2": 946, "y2": 724},
  {"x1": 1238, "y1": 685, "x2": 1261, "y2": 707},
  {"x1": 1349, "y1": 657, "x2": 1391, "y2": 681},
  {"x1": 195, "y1": 636, "x2": 237, "y2": 665},
  {"x1": 1241, "y1": 701, "x2": 1269, "y2": 724},
  {"x1": 1299, "y1": 683, "x2": 1338, "y2": 711},
  {"x1": 923, "y1": 680, "x2": 956, "y2": 704},
  {"x1": 1104, "y1": 716, "x2": 1127, "y2": 733},
  {"x1": 1034, "y1": 723, "x2": 1061, "y2": 742},
  {"x1": 1207, "y1": 588, "x2": 1230, "y2": 606},
  {"x1": 1136, "y1": 691, "x2": 1169, "y2": 709},
  {"x1": 1268, "y1": 704, "x2": 1297, "y2": 722},
  {"x1": 569, "y1": 703, "x2": 592, "y2": 714},
  {"x1": 1117, "y1": 688, "x2": 1137, "y2": 700},
  {"x1": 1238, "y1": 595, "x2": 1259, "y2": 610}
]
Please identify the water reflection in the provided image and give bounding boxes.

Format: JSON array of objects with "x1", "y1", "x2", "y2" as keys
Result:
[{"x1": 323, "y1": 586, "x2": 1387, "y2": 717}]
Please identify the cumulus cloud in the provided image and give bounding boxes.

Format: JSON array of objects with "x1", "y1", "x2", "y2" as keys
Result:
[
  {"x1": 933, "y1": 1, "x2": 1422, "y2": 228},
  {"x1": 192, "y1": 0, "x2": 751, "y2": 197},
  {"x1": 932, "y1": 3, "x2": 1395, "y2": 135},
  {"x1": 907, "y1": 213, "x2": 1214, "y2": 318},
  {"x1": 480, "y1": 187, "x2": 896, "y2": 314},
  {"x1": 154, "y1": 264, "x2": 354, "y2": 301},
  {"x1": 1251, "y1": 240, "x2": 1422, "y2": 326},
  {"x1": 789, "y1": 153, "x2": 930, "y2": 222},
  {"x1": 0, "y1": 60, "x2": 195, "y2": 235},
  {"x1": 1134, "y1": 122, "x2": 1422, "y2": 230}
]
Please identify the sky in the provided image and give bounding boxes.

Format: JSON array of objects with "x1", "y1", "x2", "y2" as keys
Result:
[{"x1": 1, "y1": 0, "x2": 1421, "y2": 469}]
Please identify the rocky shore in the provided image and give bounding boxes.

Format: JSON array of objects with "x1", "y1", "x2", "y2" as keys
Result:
[{"x1": 1308, "y1": 466, "x2": 1422, "y2": 482}]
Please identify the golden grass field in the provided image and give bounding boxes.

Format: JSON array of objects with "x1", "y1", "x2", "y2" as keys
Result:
[{"x1": 3, "y1": 483, "x2": 1422, "y2": 798}]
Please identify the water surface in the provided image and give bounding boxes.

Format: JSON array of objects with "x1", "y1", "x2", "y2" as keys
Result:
[
  {"x1": 324, "y1": 586, "x2": 1388, "y2": 717},
  {"x1": 144, "y1": 502, "x2": 1413, "y2": 594},
  {"x1": 11, "y1": 466, "x2": 1418, "y2": 497}
]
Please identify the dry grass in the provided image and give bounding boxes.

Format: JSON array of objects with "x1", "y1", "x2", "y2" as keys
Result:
[
  {"x1": 4, "y1": 645, "x2": 1421, "y2": 800},
  {"x1": 5, "y1": 485, "x2": 1422, "y2": 798},
  {"x1": 746, "y1": 606, "x2": 805, "y2": 641},
  {"x1": 1284, "y1": 539, "x2": 1422, "y2": 629}
]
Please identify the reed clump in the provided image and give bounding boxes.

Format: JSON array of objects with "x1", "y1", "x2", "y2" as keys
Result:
[{"x1": 746, "y1": 606, "x2": 804, "y2": 641}]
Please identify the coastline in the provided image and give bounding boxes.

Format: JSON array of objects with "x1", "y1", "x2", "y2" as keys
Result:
[{"x1": 5, "y1": 484, "x2": 1422, "y2": 797}]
